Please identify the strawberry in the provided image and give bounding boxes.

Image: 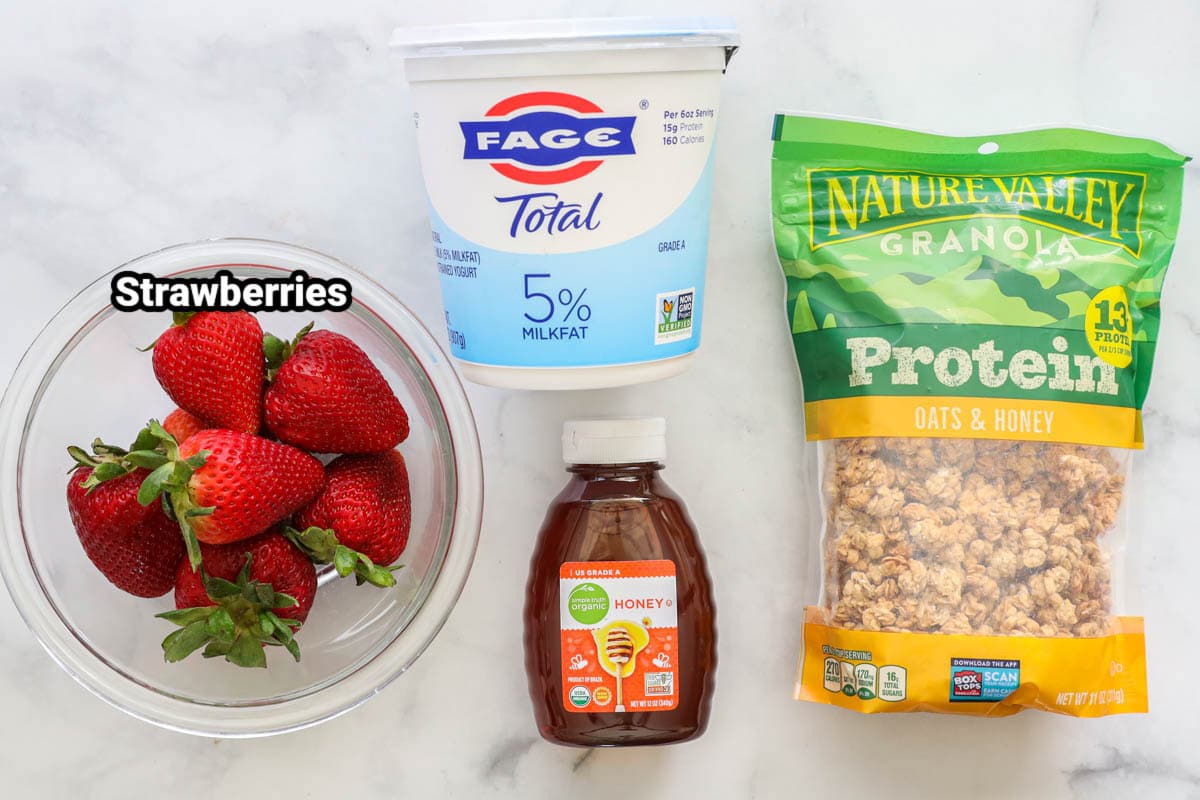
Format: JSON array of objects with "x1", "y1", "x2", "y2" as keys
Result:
[
  {"x1": 158, "y1": 530, "x2": 316, "y2": 667},
  {"x1": 173, "y1": 532, "x2": 317, "y2": 623},
  {"x1": 131, "y1": 422, "x2": 324, "y2": 567},
  {"x1": 162, "y1": 407, "x2": 209, "y2": 443},
  {"x1": 263, "y1": 325, "x2": 409, "y2": 454},
  {"x1": 66, "y1": 441, "x2": 184, "y2": 598},
  {"x1": 151, "y1": 311, "x2": 264, "y2": 434},
  {"x1": 295, "y1": 450, "x2": 411, "y2": 568}
]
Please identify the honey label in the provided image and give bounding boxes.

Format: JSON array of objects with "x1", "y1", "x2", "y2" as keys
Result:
[{"x1": 559, "y1": 560, "x2": 679, "y2": 713}]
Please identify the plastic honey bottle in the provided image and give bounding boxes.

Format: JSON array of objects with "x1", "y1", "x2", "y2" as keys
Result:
[{"x1": 523, "y1": 418, "x2": 716, "y2": 746}]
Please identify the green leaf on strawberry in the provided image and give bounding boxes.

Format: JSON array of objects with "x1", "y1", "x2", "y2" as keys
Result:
[
  {"x1": 162, "y1": 621, "x2": 213, "y2": 663},
  {"x1": 156, "y1": 554, "x2": 302, "y2": 668},
  {"x1": 283, "y1": 525, "x2": 402, "y2": 589},
  {"x1": 263, "y1": 321, "x2": 313, "y2": 382},
  {"x1": 127, "y1": 419, "x2": 214, "y2": 569},
  {"x1": 263, "y1": 611, "x2": 302, "y2": 661},
  {"x1": 67, "y1": 437, "x2": 141, "y2": 491}
]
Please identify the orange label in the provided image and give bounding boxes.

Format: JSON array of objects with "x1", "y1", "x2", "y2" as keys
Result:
[{"x1": 560, "y1": 560, "x2": 679, "y2": 713}]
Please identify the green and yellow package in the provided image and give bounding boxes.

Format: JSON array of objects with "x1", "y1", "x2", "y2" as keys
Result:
[{"x1": 773, "y1": 115, "x2": 1188, "y2": 716}]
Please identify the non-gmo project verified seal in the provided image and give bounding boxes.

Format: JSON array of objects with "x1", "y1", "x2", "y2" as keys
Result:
[
  {"x1": 949, "y1": 658, "x2": 1020, "y2": 702},
  {"x1": 655, "y1": 288, "x2": 694, "y2": 345}
]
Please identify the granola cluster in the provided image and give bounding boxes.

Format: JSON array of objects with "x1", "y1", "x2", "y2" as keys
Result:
[{"x1": 822, "y1": 438, "x2": 1123, "y2": 638}]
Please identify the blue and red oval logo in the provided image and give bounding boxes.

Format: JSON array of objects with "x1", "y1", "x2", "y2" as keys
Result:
[{"x1": 459, "y1": 91, "x2": 636, "y2": 185}]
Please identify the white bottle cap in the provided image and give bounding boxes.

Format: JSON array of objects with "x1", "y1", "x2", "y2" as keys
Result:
[{"x1": 562, "y1": 418, "x2": 667, "y2": 465}]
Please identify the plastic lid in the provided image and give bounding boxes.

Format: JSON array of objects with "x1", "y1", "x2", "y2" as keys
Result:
[
  {"x1": 391, "y1": 17, "x2": 739, "y2": 58},
  {"x1": 562, "y1": 418, "x2": 666, "y2": 465}
]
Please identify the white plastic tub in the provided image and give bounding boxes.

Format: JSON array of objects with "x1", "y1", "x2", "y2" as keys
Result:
[{"x1": 393, "y1": 18, "x2": 739, "y2": 390}]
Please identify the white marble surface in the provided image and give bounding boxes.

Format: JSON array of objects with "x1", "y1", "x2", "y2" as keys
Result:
[{"x1": 2, "y1": 0, "x2": 1199, "y2": 797}]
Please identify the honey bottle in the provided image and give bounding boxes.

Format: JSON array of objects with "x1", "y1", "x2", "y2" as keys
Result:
[{"x1": 523, "y1": 418, "x2": 717, "y2": 746}]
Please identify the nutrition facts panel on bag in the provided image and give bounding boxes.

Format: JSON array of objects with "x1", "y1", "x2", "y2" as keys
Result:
[{"x1": 821, "y1": 653, "x2": 908, "y2": 703}]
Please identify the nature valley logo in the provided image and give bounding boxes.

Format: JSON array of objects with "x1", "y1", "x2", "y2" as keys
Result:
[{"x1": 805, "y1": 169, "x2": 1147, "y2": 256}]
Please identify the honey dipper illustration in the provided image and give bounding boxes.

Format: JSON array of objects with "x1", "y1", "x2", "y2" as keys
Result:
[
  {"x1": 605, "y1": 626, "x2": 636, "y2": 712},
  {"x1": 592, "y1": 621, "x2": 650, "y2": 712}
]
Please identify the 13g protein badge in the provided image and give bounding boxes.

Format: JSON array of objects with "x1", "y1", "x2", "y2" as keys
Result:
[{"x1": 771, "y1": 115, "x2": 1188, "y2": 717}]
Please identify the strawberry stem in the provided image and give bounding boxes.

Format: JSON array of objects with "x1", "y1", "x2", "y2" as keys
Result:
[
  {"x1": 130, "y1": 419, "x2": 212, "y2": 569},
  {"x1": 156, "y1": 555, "x2": 302, "y2": 668},
  {"x1": 263, "y1": 321, "x2": 313, "y2": 382},
  {"x1": 283, "y1": 525, "x2": 400, "y2": 589},
  {"x1": 67, "y1": 436, "x2": 145, "y2": 492}
]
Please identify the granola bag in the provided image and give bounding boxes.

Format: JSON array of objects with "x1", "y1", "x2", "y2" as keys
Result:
[{"x1": 772, "y1": 115, "x2": 1188, "y2": 716}]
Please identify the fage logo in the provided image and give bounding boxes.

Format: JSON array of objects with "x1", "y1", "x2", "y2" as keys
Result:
[{"x1": 459, "y1": 91, "x2": 636, "y2": 185}]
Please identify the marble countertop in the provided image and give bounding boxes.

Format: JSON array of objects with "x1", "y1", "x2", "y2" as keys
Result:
[{"x1": 2, "y1": 1, "x2": 1198, "y2": 797}]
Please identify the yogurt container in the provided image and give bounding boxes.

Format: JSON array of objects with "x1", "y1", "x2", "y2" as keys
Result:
[{"x1": 392, "y1": 18, "x2": 739, "y2": 390}]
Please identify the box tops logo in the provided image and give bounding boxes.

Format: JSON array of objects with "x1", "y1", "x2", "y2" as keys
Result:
[
  {"x1": 951, "y1": 670, "x2": 983, "y2": 697},
  {"x1": 460, "y1": 91, "x2": 636, "y2": 185}
]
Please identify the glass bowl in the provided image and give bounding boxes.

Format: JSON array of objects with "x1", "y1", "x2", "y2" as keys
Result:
[{"x1": 0, "y1": 239, "x2": 483, "y2": 737}]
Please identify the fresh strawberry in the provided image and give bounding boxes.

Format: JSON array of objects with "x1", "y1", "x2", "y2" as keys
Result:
[
  {"x1": 151, "y1": 311, "x2": 264, "y2": 434},
  {"x1": 66, "y1": 441, "x2": 184, "y2": 598},
  {"x1": 295, "y1": 450, "x2": 411, "y2": 568},
  {"x1": 173, "y1": 532, "x2": 317, "y2": 623},
  {"x1": 263, "y1": 325, "x2": 409, "y2": 454},
  {"x1": 131, "y1": 422, "x2": 324, "y2": 567},
  {"x1": 162, "y1": 407, "x2": 209, "y2": 443},
  {"x1": 158, "y1": 530, "x2": 316, "y2": 667}
]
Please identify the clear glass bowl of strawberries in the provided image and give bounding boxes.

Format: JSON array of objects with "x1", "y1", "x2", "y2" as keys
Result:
[{"x1": 0, "y1": 239, "x2": 483, "y2": 736}]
